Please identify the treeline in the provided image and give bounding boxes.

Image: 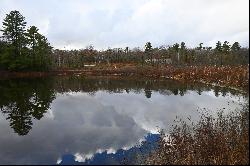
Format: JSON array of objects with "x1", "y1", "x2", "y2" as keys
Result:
[
  {"x1": 52, "y1": 41, "x2": 249, "y2": 69},
  {"x1": 0, "y1": 10, "x2": 52, "y2": 71},
  {"x1": 0, "y1": 11, "x2": 249, "y2": 71}
]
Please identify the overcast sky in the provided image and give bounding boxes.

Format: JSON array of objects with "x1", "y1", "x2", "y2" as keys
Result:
[{"x1": 0, "y1": 0, "x2": 249, "y2": 50}]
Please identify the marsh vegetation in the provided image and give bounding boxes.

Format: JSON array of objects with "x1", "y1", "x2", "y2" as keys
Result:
[{"x1": 146, "y1": 104, "x2": 249, "y2": 165}]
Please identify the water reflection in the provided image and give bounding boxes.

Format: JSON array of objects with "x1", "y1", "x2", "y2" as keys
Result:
[
  {"x1": 0, "y1": 76, "x2": 246, "y2": 164},
  {"x1": 59, "y1": 133, "x2": 159, "y2": 165},
  {"x1": 0, "y1": 78, "x2": 55, "y2": 135}
]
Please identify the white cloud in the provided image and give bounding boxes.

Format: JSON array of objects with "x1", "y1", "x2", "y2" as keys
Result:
[
  {"x1": 0, "y1": 0, "x2": 249, "y2": 49},
  {"x1": 74, "y1": 153, "x2": 93, "y2": 162},
  {"x1": 56, "y1": 158, "x2": 62, "y2": 164}
]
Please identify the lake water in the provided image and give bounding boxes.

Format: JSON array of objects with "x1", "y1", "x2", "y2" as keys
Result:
[{"x1": 0, "y1": 76, "x2": 246, "y2": 165}]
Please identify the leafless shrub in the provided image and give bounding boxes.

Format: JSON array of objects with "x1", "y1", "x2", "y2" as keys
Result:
[{"x1": 146, "y1": 104, "x2": 249, "y2": 165}]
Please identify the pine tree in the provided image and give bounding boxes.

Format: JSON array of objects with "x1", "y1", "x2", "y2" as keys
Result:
[
  {"x1": 198, "y1": 43, "x2": 203, "y2": 50},
  {"x1": 231, "y1": 42, "x2": 241, "y2": 51},
  {"x1": 0, "y1": 11, "x2": 52, "y2": 70},
  {"x1": 215, "y1": 41, "x2": 223, "y2": 52},
  {"x1": 26, "y1": 26, "x2": 39, "y2": 68},
  {"x1": 222, "y1": 41, "x2": 230, "y2": 54},
  {"x1": 1, "y1": 10, "x2": 27, "y2": 57},
  {"x1": 145, "y1": 42, "x2": 153, "y2": 64},
  {"x1": 35, "y1": 34, "x2": 52, "y2": 70}
]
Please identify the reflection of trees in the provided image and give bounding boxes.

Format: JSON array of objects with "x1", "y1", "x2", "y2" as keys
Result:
[
  {"x1": 144, "y1": 80, "x2": 152, "y2": 98},
  {"x1": 197, "y1": 88, "x2": 202, "y2": 95},
  {"x1": 54, "y1": 76, "x2": 241, "y2": 97},
  {"x1": 2, "y1": 104, "x2": 32, "y2": 136},
  {"x1": 173, "y1": 89, "x2": 179, "y2": 95},
  {"x1": 214, "y1": 87, "x2": 220, "y2": 97},
  {"x1": 0, "y1": 78, "x2": 55, "y2": 135},
  {"x1": 0, "y1": 76, "x2": 243, "y2": 135},
  {"x1": 144, "y1": 89, "x2": 152, "y2": 98},
  {"x1": 179, "y1": 88, "x2": 187, "y2": 96}
]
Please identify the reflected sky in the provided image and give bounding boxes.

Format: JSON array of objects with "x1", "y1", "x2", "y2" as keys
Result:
[{"x1": 0, "y1": 78, "x2": 245, "y2": 165}]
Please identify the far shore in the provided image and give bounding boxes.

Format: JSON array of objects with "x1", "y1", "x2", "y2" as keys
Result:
[{"x1": 0, "y1": 64, "x2": 249, "y2": 91}]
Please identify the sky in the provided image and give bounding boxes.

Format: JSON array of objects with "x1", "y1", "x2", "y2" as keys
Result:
[{"x1": 0, "y1": 0, "x2": 249, "y2": 50}]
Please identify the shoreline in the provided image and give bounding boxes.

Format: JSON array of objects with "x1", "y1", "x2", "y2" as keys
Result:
[{"x1": 0, "y1": 64, "x2": 249, "y2": 92}]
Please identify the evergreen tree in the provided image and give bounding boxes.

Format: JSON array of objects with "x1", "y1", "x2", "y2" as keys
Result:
[
  {"x1": 145, "y1": 42, "x2": 153, "y2": 52},
  {"x1": 222, "y1": 41, "x2": 230, "y2": 54},
  {"x1": 26, "y1": 26, "x2": 39, "y2": 68},
  {"x1": 145, "y1": 42, "x2": 153, "y2": 64},
  {"x1": 231, "y1": 42, "x2": 241, "y2": 51},
  {"x1": 215, "y1": 41, "x2": 223, "y2": 52},
  {"x1": 198, "y1": 43, "x2": 203, "y2": 50},
  {"x1": 35, "y1": 34, "x2": 52, "y2": 70},
  {"x1": 26, "y1": 26, "x2": 52, "y2": 70},
  {"x1": 0, "y1": 11, "x2": 52, "y2": 71},
  {"x1": 1, "y1": 10, "x2": 27, "y2": 57},
  {"x1": 180, "y1": 42, "x2": 186, "y2": 50}
]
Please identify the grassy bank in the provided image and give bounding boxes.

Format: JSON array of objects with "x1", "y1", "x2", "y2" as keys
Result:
[{"x1": 145, "y1": 104, "x2": 249, "y2": 165}]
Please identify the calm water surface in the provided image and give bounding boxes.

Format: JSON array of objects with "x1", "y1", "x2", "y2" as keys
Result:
[{"x1": 0, "y1": 76, "x2": 246, "y2": 164}]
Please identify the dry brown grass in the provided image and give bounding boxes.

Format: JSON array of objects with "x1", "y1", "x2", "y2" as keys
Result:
[
  {"x1": 1, "y1": 64, "x2": 248, "y2": 90},
  {"x1": 146, "y1": 104, "x2": 249, "y2": 165}
]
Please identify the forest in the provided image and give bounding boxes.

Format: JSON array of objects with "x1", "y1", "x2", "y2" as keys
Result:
[{"x1": 0, "y1": 10, "x2": 249, "y2": 71}]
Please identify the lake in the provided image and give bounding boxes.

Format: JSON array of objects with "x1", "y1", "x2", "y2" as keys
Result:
[{"x1": 0, "y1": 76, "x2": 246, "y2": 165}]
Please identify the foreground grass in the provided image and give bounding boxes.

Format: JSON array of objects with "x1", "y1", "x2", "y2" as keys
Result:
[{"x1": 146, "y1": 104, "x2": 249, "y2": 165}]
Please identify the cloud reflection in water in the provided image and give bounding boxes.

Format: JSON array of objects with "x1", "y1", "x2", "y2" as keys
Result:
[{"x1": 0, "y1": 88, "x2": 243, "y2": 164}]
